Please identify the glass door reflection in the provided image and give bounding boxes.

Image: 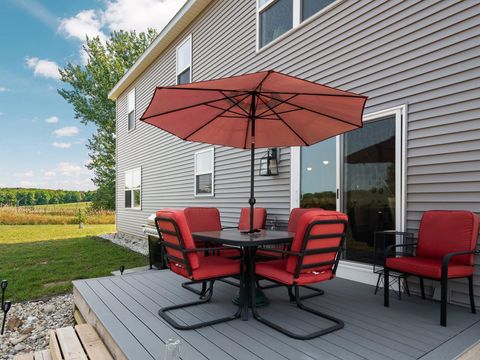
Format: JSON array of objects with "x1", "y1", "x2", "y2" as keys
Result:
[{"x1": 343, "y1": 115, "x2": 396, "y2": 263}]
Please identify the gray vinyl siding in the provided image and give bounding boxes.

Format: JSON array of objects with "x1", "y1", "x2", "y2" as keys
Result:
[{"x1": 115, "y1": 0, "x2": 480, "y2": 307}]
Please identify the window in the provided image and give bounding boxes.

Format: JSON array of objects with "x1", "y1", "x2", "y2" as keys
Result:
[
  {"x1": 176, "y1": 36, "x2": 192, "y2": 84},
  {"x1": 301, "y1": 0, "x2": 336, "y2": 21},
  {"x1": 194, "y1": 148, "x2": 214, "y2": 196},
  {"x1": 258, "y1": 0, "x2": 339, "y2": 48},
  {"x1": 127, "y1": 88, "x2": 135, "y2": 131},
  {"x1": 125, "y1": 168, "x2": 141, "y2": 209},
  {"x1": 259, "y1": 0, "x2": 293, "y2": 48}
]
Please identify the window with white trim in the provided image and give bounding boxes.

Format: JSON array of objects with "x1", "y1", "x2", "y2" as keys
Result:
[
  {"x1": 194, "y1": 148, "x2": 214, "y2": 196},
  {"x1": 125, "y1": 168, "x2": 141, "y2": 209},
  {"x1": 258, "y1": 0, "x2": 337, "y2": 48},
  {"x1": 127, "y1": 88, "x2": 136, "y2": 131},
  {"x1": 176, "y1": 36, "x2": 192, "y2": 84}
]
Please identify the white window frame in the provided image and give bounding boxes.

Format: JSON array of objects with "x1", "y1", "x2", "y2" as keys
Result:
[
  {"x1": 127, "y1": 88, "x2": 136, "y2": 131},
  {"x1": 176, "y1": 35, "x2": 192, "y2": 85},
  {"x1": 256, "y1": 0, "x2": 343, "y2": 52},
  {"x1": 125, "y1": 167, "x2": 142, "y2": 210},
  {"x1": 194, "y1": 148, "x2": 214, "y2": 197}
]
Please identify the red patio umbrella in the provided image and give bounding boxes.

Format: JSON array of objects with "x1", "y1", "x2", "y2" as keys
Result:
[{"x1": 141, "y1": 70, "x2": 367, "y2": 233}]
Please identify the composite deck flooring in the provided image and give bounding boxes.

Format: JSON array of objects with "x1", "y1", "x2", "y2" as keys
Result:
[{"x1": 73, "y1": 270, "x2": 480, "y2": 360}]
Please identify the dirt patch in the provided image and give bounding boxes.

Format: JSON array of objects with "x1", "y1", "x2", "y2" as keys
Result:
[{"x1": 42, "y1": 280, "x2": 70, "y2": 289}]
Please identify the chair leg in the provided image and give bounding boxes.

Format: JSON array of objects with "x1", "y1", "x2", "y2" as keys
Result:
[
  {"x1": 420, "y1": 277, "x2": 426, "y2": 300},
  {"x1": 159, "y1": 280, "x2": 241, "y2": 330},
  {"x1": 468, "y1": 277, "x2": 476, "y2": 314},
  {"x1": 297, "y1": 285, "x2": 325, "y2": 300},
  {"x1": 404, "y1": 276, "x2": 411, "y2": 296},
  {"x1": 440, "y1": 274, "x2": 448, "y2": 327},
  {"x1": 181, "y1": 281, "x2": 207, "y2": 296},
  {"x1": 374, "y1": 273, "x2": 382, "y2": 295},
  {"x1": 252, "y1": 284, "x2": 343, "y2": 340},
  {"x1": 384, "y1": 268, "x2": 389, "y2": 307}
]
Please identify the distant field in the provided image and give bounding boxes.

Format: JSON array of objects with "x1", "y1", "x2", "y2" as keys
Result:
[
  {"x1": 0, "y1": 224, "x2": 147, "y2": 301},
  {"x1": 0, "y1": 202, "x2": 115, "y2": 225}
]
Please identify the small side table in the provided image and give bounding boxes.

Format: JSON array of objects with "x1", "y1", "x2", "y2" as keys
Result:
[{"x1": 374, "y1": 230, "x2": 414, "y2": 299}]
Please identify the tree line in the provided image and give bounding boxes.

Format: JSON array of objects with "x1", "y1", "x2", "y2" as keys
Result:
[{"x1": 0, "y1": 188, "x2": 95, "y2": 206}]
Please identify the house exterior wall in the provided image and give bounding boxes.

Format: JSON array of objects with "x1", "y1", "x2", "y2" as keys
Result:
[{"x1": 115, "y1": 0, "x2": 480, "y2": 306}]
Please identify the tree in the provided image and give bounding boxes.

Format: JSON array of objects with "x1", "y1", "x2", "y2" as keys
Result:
[{"x1": 58, "y1": 30, "x2": 158, "y2": 209}]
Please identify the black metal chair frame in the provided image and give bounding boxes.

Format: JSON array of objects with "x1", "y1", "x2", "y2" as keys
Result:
[
  {"x1": 251, "y1": 219, "x2": 347, "y2": 339},
  {"x1": 155, "y1": 216, "x2": 244, "y2": 330},
  {"x1": 384, "y1": 243, "x2": 479, "y2": 326}
]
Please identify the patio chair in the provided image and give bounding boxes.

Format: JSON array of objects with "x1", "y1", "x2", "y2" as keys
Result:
[
  {"x1": 252, "y1": 210, "x2": 348, "y2": 339},
  {"x1": 155, "y1": 209, "x2": 243, "y2": 330},
  {"x1": 384, "y1": 210, "x2": 479, "y2": 326},
  {"x1": 223, "y1": 207, "x2": 267, "y2": 231},
  {"x1": 183, "y1": 207, "x2": 222, "y2": 295}
]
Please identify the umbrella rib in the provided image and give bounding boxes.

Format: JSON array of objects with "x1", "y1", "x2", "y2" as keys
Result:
[
  {"x1": 255, "y1": 70, "x2": 272, "y2": 92},
  {"x1": 183, "y1": 93, "x2": 252, "y2": 141},
  {"x1": 219, "y1": 90, "x2": 250, "y2": 115},
  {"x1": 141, "y1": 91, "x2": 250, "y2": 120},
  {"x1": 256, "y1": 94, "x2": 299, "y2": 117},
  {"x1": 204, "y1": 103, "x2": 247, "y2": 117},
  {"x1": 256, "y1": 95, "x2": 308, "y2": 146},
  {"x1": 261, "y1": 93, "x2": 362, "y2": 128}
]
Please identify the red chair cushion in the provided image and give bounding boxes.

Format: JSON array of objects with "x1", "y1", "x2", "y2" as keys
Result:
[
  {"x1": 184, "y1": 207, "x2": 222, "y2": 232},
  {"x1": 416, "y1": 210, "x2": 479, "y2": 266},
  {"x1": 218, "y1": 248, "x2": 241, "y2": 258},
  {"x1": 256, "y1": 247, "x2": 285, "y2": 259},
  {"x1": 238, "y1": 207, "x2": 267, "y2": 231},
  {"x1": 256, "y1": 259, "x2": 333, "y2": 285},
  {"x1": 191, "y1": 255, "x2": 241, "y2": 280},
  {"x1": 286, "y1": 210, "x2": 347, "y2": 274},
  {"x1": 386, "y1": 256, "x2": 474, "y2": 279},
  {"x1": 288, "y1": 208, "x2": 323, "y2": 232},
  {"x1": 156, "y1": 209, "x2": 200, "y2": 272}
]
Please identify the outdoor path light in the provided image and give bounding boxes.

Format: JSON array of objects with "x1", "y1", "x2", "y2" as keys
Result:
[
  {"x1": 1, "y1": 280, "x2": 7, "y2": 307},
  {"x1": 1, "y1": 300, "x2": 11, "y2": 335}
]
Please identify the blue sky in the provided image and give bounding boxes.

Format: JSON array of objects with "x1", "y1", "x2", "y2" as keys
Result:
[{"x1": 0, "y1": 0, "x2": 184, "y2": 191}]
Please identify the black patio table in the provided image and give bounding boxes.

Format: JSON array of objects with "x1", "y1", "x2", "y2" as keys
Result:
[{"x1": 193, "y1": 229, "x2": 294, "y2": 320}]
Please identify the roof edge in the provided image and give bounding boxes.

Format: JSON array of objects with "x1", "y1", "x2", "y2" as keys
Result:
[{"x1": 108, "y1": 0, "x2": 212, "y2": 100}]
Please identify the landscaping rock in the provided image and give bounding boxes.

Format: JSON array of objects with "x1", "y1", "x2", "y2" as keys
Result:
[
  {"x1": 6, "y1": 316, "x2": 23, "y2": 330},
  {"x1": 99, "y1": 232, "x2": 148, "y2": 255},
  {"x1": 0, "y1": 293, "x2": 73, "y2": 360}
]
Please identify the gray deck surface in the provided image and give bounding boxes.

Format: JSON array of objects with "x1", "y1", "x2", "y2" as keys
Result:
[{"x1": 73, "y1": 270, "x2": 480, "y2": 360}]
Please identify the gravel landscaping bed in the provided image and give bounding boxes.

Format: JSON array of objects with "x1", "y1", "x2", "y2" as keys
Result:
[
  {"x1": 0, "y1": 294, "x2": 73, "y2": 359},
  {"x1": 99, "y1": 232, "x2": 148, "y2": 255}
]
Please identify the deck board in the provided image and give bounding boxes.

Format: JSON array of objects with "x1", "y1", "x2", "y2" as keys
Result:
[{"x1": 73, "y1": 270, "x2": 480, "y2": 360}]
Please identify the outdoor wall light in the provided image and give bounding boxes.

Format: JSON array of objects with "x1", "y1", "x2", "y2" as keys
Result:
[
  {"x1": 1, "y1": 300, "x2": 11, "y2": 335},
  {"x1": 259, "y1": 148, "x2": 279, "y2": 176}
]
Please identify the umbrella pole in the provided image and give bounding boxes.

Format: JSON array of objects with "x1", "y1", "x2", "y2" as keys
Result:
[{"x1": 249, "y1": 92, "x2": 257, "y2": 234}]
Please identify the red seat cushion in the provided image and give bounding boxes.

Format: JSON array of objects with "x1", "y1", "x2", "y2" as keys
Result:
[
  {"x1": 288, "y1": 208, "x2": 323, "y2": 232},
  {"x1": 256, "y1": 259, "x2": 333, "y2": 285},
  {"x1": 218, "y1": 248, "x2": 241, "y2": 258},
  {"x1": 238, "y1": 207, "x2": 267, "y2": 231},
  {"x1": 184, "y1": 207, "x2": 222, "y2": 232},
  {"x1": 386, "y1": 256, "x2": 474, "y2": 279},
  {"x1": 156, "y1": 210, "x2": 200, "y2": 272},
  {"x1": 191, "y1": 255, "x2": 241, "y2": 280},
  {"x1": 286, "y1": 211, "x2": 348, "y2": 274},
  {"x1": 416, "y1": 210, "x2": 479, "y2": 266},
  {"x1": 256, "y1": 247, "x2": 284, "y2": 259}
]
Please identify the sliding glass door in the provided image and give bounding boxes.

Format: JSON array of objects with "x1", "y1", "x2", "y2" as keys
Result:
[{"x1": 298, "y1": 108, "x2": 403, "y2": 265}]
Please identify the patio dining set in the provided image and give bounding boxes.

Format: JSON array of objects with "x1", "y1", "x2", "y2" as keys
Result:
[{"x1": 141, "y1": 70, "x2": 478, "y2": 340}]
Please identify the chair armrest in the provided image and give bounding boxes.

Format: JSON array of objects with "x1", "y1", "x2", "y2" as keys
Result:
[
  {"x1": 441, "y1": 249, "x2": 479, "y2": 278},
  {"x1": 384, "y1": 243, "x2": 417, "y2": 259}
]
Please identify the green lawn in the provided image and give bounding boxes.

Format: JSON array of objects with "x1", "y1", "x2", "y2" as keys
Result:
[{"x1": 0, "y1": 225, "x2": 148, "y2": 302}]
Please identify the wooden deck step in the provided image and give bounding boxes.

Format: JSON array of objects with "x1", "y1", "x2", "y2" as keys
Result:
[{"x1": 34, "y1": 350, "x2": 52, "y2": 360}]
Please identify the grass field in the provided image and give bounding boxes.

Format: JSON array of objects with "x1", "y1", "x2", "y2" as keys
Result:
[
  {"x1": 0, "y1": 202, "x2": 115, "y2": 225},
  {"x1": 0, "y1": 224, "x2": 148, "y2": 302}
]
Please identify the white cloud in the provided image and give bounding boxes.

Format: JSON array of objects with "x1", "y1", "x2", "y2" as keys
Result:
[
  {"x1": 44, "y1": 171, "x2": 56, "y2": 177},
  {"x1": 14, "y1": 171, "x2": 35, "y2": 178},
  {"x1": 25, "y1": 57, "x2": 60, "y2": 80},
  {"x1": 58, "y1": 9, "x2": 107, "y2": 42},
  {"x1": 20, "y1": 180, "x2": 36, "y2": 187},
  {"x1": 103, "y1": 0, "x2": 186, "y2": 33},
  {"x1": 13, "y1": 0, "x2": 58, "y2": 29},
  {"x1": 52, "y1": 142, "x2": 72, "y2": 148},
  {"x1": 45, "y1": 116, "x2": 59, "y2": 124},
  {"x1": 53, "y1": 126, "x2": 79, "y2": 137},
  {"x1": 0, "y1": 87, "x2": 9, "y2": 92}
]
